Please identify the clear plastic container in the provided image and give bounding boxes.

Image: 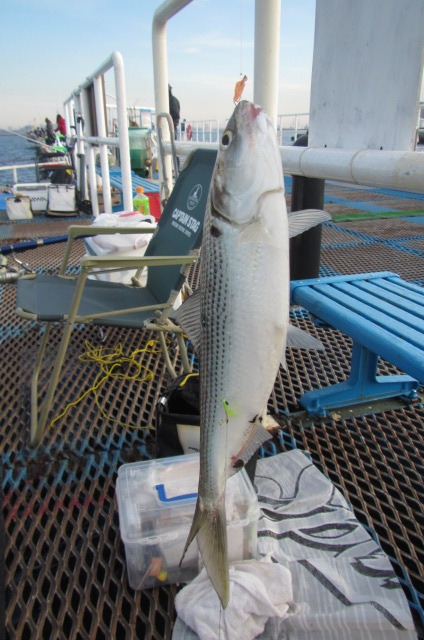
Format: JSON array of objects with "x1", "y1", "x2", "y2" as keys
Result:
[
  {"x1": 133, "y1": 186, "x2": 150, "y2": 216},
  {"x1": 115, "y1": 453, "x2": 259, "y2": 590}
]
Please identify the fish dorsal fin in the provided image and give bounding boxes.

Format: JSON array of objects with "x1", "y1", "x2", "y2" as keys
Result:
[
  {"x1": 288, "y1": 209, "x2": 331, "y2": 239},
  {"x1": 233, "y1": 416, "x2": 272, "y2": 468},
  {"x1": 172, "y1": 288, "x2": 202, "y2": 351},
  {"x1": 286, "y1": 323, "x2": 324, "y2": 350}
]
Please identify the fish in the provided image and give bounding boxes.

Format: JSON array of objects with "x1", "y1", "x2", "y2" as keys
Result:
[{"x1": 176, "y1": 100, "x2": 330, "y2": 608}]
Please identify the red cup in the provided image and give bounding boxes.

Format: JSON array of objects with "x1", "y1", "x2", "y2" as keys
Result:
[{"x1": 146, "y1": 192, "x2": 161, "y2": 221}]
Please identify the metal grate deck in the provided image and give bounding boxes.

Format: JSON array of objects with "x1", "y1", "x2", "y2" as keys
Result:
[{"x1": 1, "y1": 213, "x2": 423, "y2": 639}]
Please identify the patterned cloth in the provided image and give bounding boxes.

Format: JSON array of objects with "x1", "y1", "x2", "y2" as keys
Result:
[{"x1": 173, "y1": 450, "x2": 416, "y2": 640}]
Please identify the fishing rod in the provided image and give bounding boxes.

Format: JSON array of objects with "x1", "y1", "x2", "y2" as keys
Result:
[
  {"x1": 0, "y1": 235, "x2": 69, "y2": 255},
  {"x1": 0, "y1": 127, "x2": 66, "y2": 152},
  {"x1": 0, "y1": 233, "x2": 90, "y2": 256},
  {"x1": 0, "y1": 233, "x2": 90, "y2": 284}
]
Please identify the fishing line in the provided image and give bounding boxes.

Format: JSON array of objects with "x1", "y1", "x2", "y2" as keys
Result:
[
  {"x1": 233, "y1": 0, "x2": 248, "y2": 104},
  {"x1": 239, "y1": 0, "x2": 244, "y2": 76},
  {"x1": 49, "y1": 339, "x2": 162, "y2": 430}
]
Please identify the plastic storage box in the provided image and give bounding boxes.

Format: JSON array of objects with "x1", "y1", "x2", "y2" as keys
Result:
[
  {"x1": 12, "y1": 183, "x2": 50, "y2": 213},
  {"x1": 116, "y1": 453, "x2": 259, "y2": 590}
]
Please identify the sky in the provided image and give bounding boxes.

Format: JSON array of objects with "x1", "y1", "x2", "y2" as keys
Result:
[
  {"x1": 1, "y1": 0, "x2": 423, "y2": 132},
  {"x1": 0, "y1": 0, "x2": 317, "y2": 130}
]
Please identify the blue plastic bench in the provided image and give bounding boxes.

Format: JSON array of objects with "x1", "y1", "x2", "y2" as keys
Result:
[
  {"x1": 97, "y1": 167, "x2": 159, "y2": 196},
  {"x1": 290, "y1": 272, "x2": 424, "y2": 417},
  {"x1": 108, "y1": 167, "x2": 159, "y2": 195}
]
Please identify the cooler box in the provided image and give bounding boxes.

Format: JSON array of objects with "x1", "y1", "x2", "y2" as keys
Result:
[
  {"x1": 12, "y1": 183, "x2": 50, "y2": 213},
  {"x1": 115, "y1": 453, "x2": 259, "y2": 590}
]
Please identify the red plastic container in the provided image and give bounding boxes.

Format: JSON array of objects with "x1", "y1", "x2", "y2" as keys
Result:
[{"x1": 146, "y1": 192, "x2": 161, "y2": 221}]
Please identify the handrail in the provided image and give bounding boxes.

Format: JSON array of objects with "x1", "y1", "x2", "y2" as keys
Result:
[
  {"x1": 63, "y1": 52, "x2": 132, "y2": 217},
  {"x1": 152, "y1": 0, "x2": 194, "y2": 200},
  {"x1": 162, "y1": 140, "x2": 424, "y2": 194},
  {"x1": 0, "y1": 162, "x2": 68, "y2": 185}
]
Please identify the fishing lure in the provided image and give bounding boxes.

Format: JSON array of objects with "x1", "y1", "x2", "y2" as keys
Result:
[{"x1": 233, "y1": 75, "x2": 248, "y2": 104}]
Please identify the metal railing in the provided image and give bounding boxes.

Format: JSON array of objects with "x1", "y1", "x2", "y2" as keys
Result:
[
  {"x1": 276, "y1": 112, "x2": 309, "y2": 144},
  {"x1": 64, "y1": 52, "x2": 132, "y2": 216},
  {"x1": 0, "y1": 161, "x2": 69, "y2": 185},
  {"x1": 175, "y1": 119, "x2": 220, "y2": 143},
  {"x1": 0, "y1": 163, "x2": 37, "y2": 184}
]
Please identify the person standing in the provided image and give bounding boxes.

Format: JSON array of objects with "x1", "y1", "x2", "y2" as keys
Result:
[
  {"x1": 55, "y1": 114, "x2": 66, "y2": 137},
  {"x1": 45, "y1": 118, "x2": 55, "y2": 145},
  {"x1": 168, "y1": 85, "x2": 180, "y2": 139}
]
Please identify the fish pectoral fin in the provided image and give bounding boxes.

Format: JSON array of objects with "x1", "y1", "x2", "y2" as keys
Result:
[
  {"x1": 238, "y1": 217, "x2": 271, "y2": 244},
  {"x1": 235, "y1": 418, "x2": 273, "y2": 467},
  {"x1": 285, "y1": 324, "x2": 324, "y2": 351},
  {"x1": 181, "y1": 497, "x2": 230, "y2": 608},
  {"x1": 172, "y1": 288, "x2": 202, "y2": 351},
  {"x1": 288, "y1": 209, "x2": 331, "y2": 239}
]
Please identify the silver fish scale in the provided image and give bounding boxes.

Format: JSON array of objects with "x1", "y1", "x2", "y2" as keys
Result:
[{"x1": 198, "y1": 205, "x2": 232, "y2": 503}]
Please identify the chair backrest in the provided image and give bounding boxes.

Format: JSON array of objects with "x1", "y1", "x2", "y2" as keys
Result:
[{"x1": 145, "y1": 148, "x2": 217, "y2": 301}]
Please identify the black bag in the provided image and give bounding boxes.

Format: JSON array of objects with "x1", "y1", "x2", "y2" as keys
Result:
[
  {"x1": 155, "y1": 373, "x2": 200, "y2": 458},
  {"x1": 155, "y1": 374, "x2": 258, "y2": 482}
]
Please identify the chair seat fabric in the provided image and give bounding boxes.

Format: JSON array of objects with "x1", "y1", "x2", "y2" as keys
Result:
[{"x1": 17, "y1": 275, "x2": 161, "y2": 327}]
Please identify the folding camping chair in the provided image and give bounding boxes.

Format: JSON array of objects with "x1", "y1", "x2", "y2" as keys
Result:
[{"x1": 16, "y1": 148, "x2": 217, "y2": 445}]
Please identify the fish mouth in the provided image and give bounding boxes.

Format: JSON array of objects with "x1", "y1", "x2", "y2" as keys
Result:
[
  {"x1": 248, "y1": 103, "x2": 262, "y2": 120},
  {"x1": 237, "y1": 100, "x2": 263, "y2": 121}
]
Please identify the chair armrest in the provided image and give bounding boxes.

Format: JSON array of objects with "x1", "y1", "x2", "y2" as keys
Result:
[
  {"x1": 67, "y1": 224, "x2": 156, "y2": 238},
  {"x1": 80, "y1": 254, "x2": 197, "y2": 272},
  {"x1": 59, "y1": 224, "x2": 157, "y2": 274}
]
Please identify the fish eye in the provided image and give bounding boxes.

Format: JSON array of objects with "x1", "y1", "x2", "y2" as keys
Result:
[{"x1": 221, "y1": 130, "x2": 233, "y2": 148}]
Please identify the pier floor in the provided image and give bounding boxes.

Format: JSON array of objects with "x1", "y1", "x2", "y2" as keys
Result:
[{"x1": 1, "y1": 181, "x2": 423, "y2": 639}]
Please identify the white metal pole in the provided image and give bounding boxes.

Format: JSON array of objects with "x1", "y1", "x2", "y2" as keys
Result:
[
  {"x1": 94, "y1": 75, "x2": 112, "y2": 214},
  {"x1": 73, "y1": 93, "x2": 86, "y2": 197},
  {"x1": 80, "y1": 87, "x2": 100, "y2": 217},
  {"x1": 281, "y1": 146, "x2": 424, "y2": 193},
  {"x1": 112, "y1": 51, "x2": 133, "y2": 212},
  {"x1": 152, "y1": 0, "x2": 194, "y2": 199},
  {"x1": 253, "y1": 0, "x2": 281, "y2": 128},
  {"x1": 87, "y1": 144, "x2": 99, "y2": 218},
  {"x1": 63, "y1": 101, "x2": 71, "y2": 140}
]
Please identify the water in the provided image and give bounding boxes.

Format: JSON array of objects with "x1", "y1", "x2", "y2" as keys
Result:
[{"x1": 0, "y1": 134, "x2": 38, "y2": 186}]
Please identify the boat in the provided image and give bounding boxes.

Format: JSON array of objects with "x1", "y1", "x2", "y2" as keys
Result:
[{"x1": 1, "y1": 1, "x2": 424, "y2": 639}]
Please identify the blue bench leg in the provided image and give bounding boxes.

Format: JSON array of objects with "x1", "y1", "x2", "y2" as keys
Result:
[{"x1": 299, "y1": 343, "x2": 420, "y2": 418}]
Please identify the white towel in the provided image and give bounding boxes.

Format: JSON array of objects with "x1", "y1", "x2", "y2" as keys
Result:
[{"x1": 174, "y1": 558, "x2": 293, "y2": 640}]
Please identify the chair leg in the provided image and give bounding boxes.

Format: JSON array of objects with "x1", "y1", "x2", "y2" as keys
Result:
[
  {"x1": 31, "y1": 320, "x2": 76, "y2": 445},
  {"x1": 157, "y1": 330, "x2": 178, "y2": 379},
  {"x1": 175, "y1": 331, "x2": 192, "y2": 374},
  {"x1": 31, "y1": 322, "x2": 53, "y2": 444}
]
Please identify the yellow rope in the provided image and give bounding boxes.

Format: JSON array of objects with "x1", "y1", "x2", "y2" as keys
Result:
[{"x1": 50, "y1": 339, "x2": 161, "y2": 429}]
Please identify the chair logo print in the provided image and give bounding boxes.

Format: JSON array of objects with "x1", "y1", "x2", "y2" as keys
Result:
[{"x1": 187, "y1": 184, "x2": 203, "y2": 210}]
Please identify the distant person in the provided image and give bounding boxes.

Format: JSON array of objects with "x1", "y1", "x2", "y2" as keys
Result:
[
  {"x1": 45, "y1": 118, "x2": 55, "y2": 145},
  {"x1": 55, "y1": 114, "x2": 66, "y2": 137},
  {"x1": 181, "y1": 119, "x2": 186, "y2": 140},
  {"x1": 168, "y1": 84, "x2": 180, "y2": 139},
  {"x1": 292, "y1": 130, "x2": 308, "y2": 147}
]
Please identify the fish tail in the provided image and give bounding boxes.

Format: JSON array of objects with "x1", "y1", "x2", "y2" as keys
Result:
[{"x1": 180, "y1": 497, "x2": 229, "y2": 608}]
